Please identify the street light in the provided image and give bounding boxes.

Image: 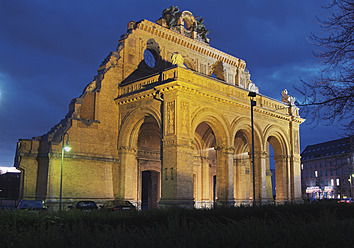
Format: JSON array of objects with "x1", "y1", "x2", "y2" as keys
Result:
[
  {"x1": 248, "y1": 91, "x2": 257, "y2": 206},
  {"x1": 59, "y1": 132, "x2": 71, "y2": 211}
]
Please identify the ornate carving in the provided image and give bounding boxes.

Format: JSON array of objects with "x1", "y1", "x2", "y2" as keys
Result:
[
  {"x1": 162, "y1": 6, "x2": 180, "y2": 27},
  {"x1": 248, "y1": 82, "x2": 259, "y2": 93},
  {"x1": 210, "y1": 61, "x2": 225, "y2": 80},
  {"x1": 195, "y1": 17, "x2": 209, "y2": 43},
  {"x1": 180, "y1": 101, "x2": 189, "y2": 134},
  {"x1": 157, "y1": 6, "x2": 210, "y2": 44},
  {"x1": 281, "y1": 89, "x2": 296, "y2": 106},
  {"x1": 163, "y1": 138, "x2": 193, "y2": 149},
  {"x1": 167, "y1": 101, "x2": 175, "y2": 134},
  {"x1": 294, "y1": 132, "x2": 299, "y2": 153},
  {"x1": 146, "y1": 38, "x2": 161, "y2": 54},
  {"x1": 274, "y1": 155, "x2": 288, "y2": 162},
  {"x1": 137, "y1": 148, "x2": 160, "y2": 161},
  {"x1": 171, "y1": 53, "x2": 186, "y2": 68},
  {"x1": 215, "y1": 146, "x2": 235, "y2": 153},
  {"x1": 118, "y1": 146, "x2": 137, "y2": 153}
]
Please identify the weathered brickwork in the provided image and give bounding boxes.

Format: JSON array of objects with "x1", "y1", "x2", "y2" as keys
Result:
[{"x1": 15, "y1": 7, "x2": 304, "y2": 210}]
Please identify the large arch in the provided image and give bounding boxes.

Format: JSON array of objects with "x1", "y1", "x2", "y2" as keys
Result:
[
  {"x1": 137, "y1": 116, "x2": 161, "y2": 210},
  {"x1": 115, "y1": 107, "x2": 162, "y2": 207},
  {"x1": 263, "y1": 124, "x2": 291, "y2": 203},
  {"x1": 191, "y1": 107, "x2": 231, "y2": 147},
  {"x1": 191, "y1": 107, "x2": 234, "y2": 206},
  {"x1": 232, "y1": 117, "x2": 263, "y2": 205},
  {"x1": 193, "y1": 122, "x2": 216, "y2": 208},
  {"x1": 118, "y1": 107, "x2": 161, "y2": 149}
]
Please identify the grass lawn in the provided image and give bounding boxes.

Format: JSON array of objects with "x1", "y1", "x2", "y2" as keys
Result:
[{"x1": 1, "y1": 202, "x2": 353, "y2": 248}]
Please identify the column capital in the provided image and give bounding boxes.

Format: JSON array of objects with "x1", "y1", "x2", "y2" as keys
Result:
[
  {"x1": 118, "y1": 146, "x2": 137, "y2": 154},
  {"x1": 247, "y1": 150, "x2": 266, "y2": 158},
  {"x1": 274, "y1": 155, "x2": 288, "y2": 162},
  {"x1": 163, "y1": 137, "x2": 194, "y2": 149},
  {"x1": 255, "y1": 151, "x2": 268, "y2": 158},
  {"x1": 266, "y1": 169, "x2": 273, "y2": 176},
  {"x1": 215, "y1": 146, "x2": 235, "y2": 153}
]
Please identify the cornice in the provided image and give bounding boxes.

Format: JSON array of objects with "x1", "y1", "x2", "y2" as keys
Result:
[
  {"x1": 48, "y1": 152, "x2": 119, "y2": 162},
  {"x1": 116, "y1": 67, "x2": 304, "y2": 123},
  {"x1": 135, "y1": 19, "x2": 246, "y2": 69}
]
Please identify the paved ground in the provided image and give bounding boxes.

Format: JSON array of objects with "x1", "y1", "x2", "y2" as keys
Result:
[{"x1": 0, "y1": 199, "x2": 18, "y2": 209}]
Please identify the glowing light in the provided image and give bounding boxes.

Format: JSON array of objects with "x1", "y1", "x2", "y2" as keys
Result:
[
  {"x1": 64, "y1": 146, "x2": 71, "y2": 152},
  {"x1": 63, "y1": 140, "x2": 71, "y2": 152},
  {"x1": 199, "y1": 147, "x2": 215, "y2": 152}
]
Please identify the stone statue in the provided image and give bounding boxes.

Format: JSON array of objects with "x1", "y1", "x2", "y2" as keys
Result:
[
  {"x1": 162, "y1": 6, "x2": 180, "y2": 27},
  {"x1": 196, "y1": 17, "x2": 209, "y2": 43},
  {"x1": 158, "y1": 6, "x2": 210, "y2": 44},
  {"x1": 282, "y1": 89, "x2": 296, "y2": 106},
  {"x1": 248, "y1": 82, "x2": 259, "y2": 93},
  {"x1": 171, "y1": 53, "x2": 186, "y2": 68},
  {"x1": 210, "y1": 60, "x2": 225, "y2": 80}
]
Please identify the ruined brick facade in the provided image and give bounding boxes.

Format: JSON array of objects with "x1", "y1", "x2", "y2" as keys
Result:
[{"x1": 15, "y1": 7, "x2": 304, "y2": 210}]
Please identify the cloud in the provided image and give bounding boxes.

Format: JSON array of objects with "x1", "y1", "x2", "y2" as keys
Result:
[{"x1": 0, "y1": 0, "x2": 339, "y2": 167}]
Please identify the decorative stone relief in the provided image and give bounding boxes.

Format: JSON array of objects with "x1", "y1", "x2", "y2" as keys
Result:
[
  {"x1": 294, "y1": 132, "x2": 299, "y2": 153},
  {"x1": 156, "y1": 6, "x2": 210, "y2": 44},
  {"x1": 210, "y1": 60, "x2": 225, "y2": 81},
  {"x1": 248, "y1": 82, "x2": 259, "y2": 93},
  {"x1": 171, "y1": 53, "x2": 186, "y2": 68},
  {"x1": 200, "y1": 64, "x2": 206, "y2": 74},
  {"x1": 118, "y1": 146, "x2": 137, "y2": 153},
  {"x1": 228, "y1": 73, "x2": 234, "y2": 84},
  {"x1": 167, "y1": 101, "x2": 175, "y2": 134},
  {"x1": 180, "y1": 101, "x2": 189, "y2": 134},
  {"x1": 281, "y1": 89, "x2": 296, "y2": 106}
]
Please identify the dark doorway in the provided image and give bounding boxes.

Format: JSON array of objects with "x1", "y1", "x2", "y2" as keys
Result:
[{"x1": 141, "y1": 171, "x2": 159, "y2": 210}]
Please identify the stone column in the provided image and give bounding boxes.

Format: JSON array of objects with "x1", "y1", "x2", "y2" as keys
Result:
[
  {"x1": 234, "y1": 155, "x2": 251, "y2": 205},
  {"x1": 289, "y1": 124, "x2": 303, "y2": 203},
  {"x1": 215, "y1": 146, "x2": 235, "y2": 207},
  {"x1": 290, "y1": 154, "x2": 302, "y2": 203},
  {"x1": 266, "y1": 169, "x2": 274, "y2": 202},
  {"x1": 274, "y1": 155, "x2": 289, "y2": 203},
  {"x1": 193, "y1": 157, "x2": 202, "y2": 208},
  {"x1": 256, "y1": 151, "x2": 271, "y2": 203},
  {"x1": 248, "y1": 150, "x2": 262, "y2": 204},
  {"x1": 201, "y1": 156, "x2": 212, "y2": 208},
  {"x1": 159, "y1": 137, "x2": 194, "y2": 208},
  {"x1": 158, "y1": 96, "x2": 195, "y2": 208},
  {"x1": 115, "y1": 146, "x2": 138, "y2": 204}
]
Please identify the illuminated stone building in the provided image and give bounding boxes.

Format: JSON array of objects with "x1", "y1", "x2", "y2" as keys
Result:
[
  {"x1": 15, "y1": 7, "x2": 304, "y2": 210},
  {"x1": 301, "y1": 136, "x2": 354, "y2": 200}
]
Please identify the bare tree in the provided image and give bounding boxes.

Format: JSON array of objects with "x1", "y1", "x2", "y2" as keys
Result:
[{"x1": 296, "y1": 0, "x2": 353, "y2": 135}]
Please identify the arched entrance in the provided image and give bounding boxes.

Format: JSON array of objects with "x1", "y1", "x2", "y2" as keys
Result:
[
  {"x1": 234, "y1": 130, "x2": 251, "y2": 205},
  {"x1": 267, "y1": 142, "x2": 276, "y2": 203},
  {"x1": 137, "y1": 116, "x2": 161, "y2": 210},
  {"x1": 193, "y1": 122, "x2": 216, "y2": 208},
  {"x1": 267, "y1": 134, "x2": 289, "y2": 203},
  {"x1": 233, "y1": 122, "x2": 262, "y2": 206}
]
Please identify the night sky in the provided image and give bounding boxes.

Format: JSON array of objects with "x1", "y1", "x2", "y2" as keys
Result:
[{"x1": 0, "y1": 0, "x2": 342, "y2": 167}]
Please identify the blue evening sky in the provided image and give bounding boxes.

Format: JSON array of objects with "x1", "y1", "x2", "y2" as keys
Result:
[{"x1": 0, "y1": 0, "x2": 342, "y2": 167}]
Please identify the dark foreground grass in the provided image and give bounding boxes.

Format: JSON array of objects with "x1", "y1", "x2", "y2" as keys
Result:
[{"x1": 1, "y1": 202, "x2": 354, "y2": 248}]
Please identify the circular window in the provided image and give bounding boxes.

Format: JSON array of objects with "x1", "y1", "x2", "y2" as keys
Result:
[{"x1": 144, "y1": 49, "x2": 156, "y2": 68}]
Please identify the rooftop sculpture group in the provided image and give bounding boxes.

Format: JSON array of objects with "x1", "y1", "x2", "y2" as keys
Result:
[
  {"x1": 157, "y1": 6, "x2": 210, "y2": 44},
  {"x1": 282, "y1": 89, "x2": 296, "y2": 106}
]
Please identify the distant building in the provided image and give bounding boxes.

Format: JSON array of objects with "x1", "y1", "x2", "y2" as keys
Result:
[{"x1": 301, "y1": 136, "x2": 354, "y2": 200}]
